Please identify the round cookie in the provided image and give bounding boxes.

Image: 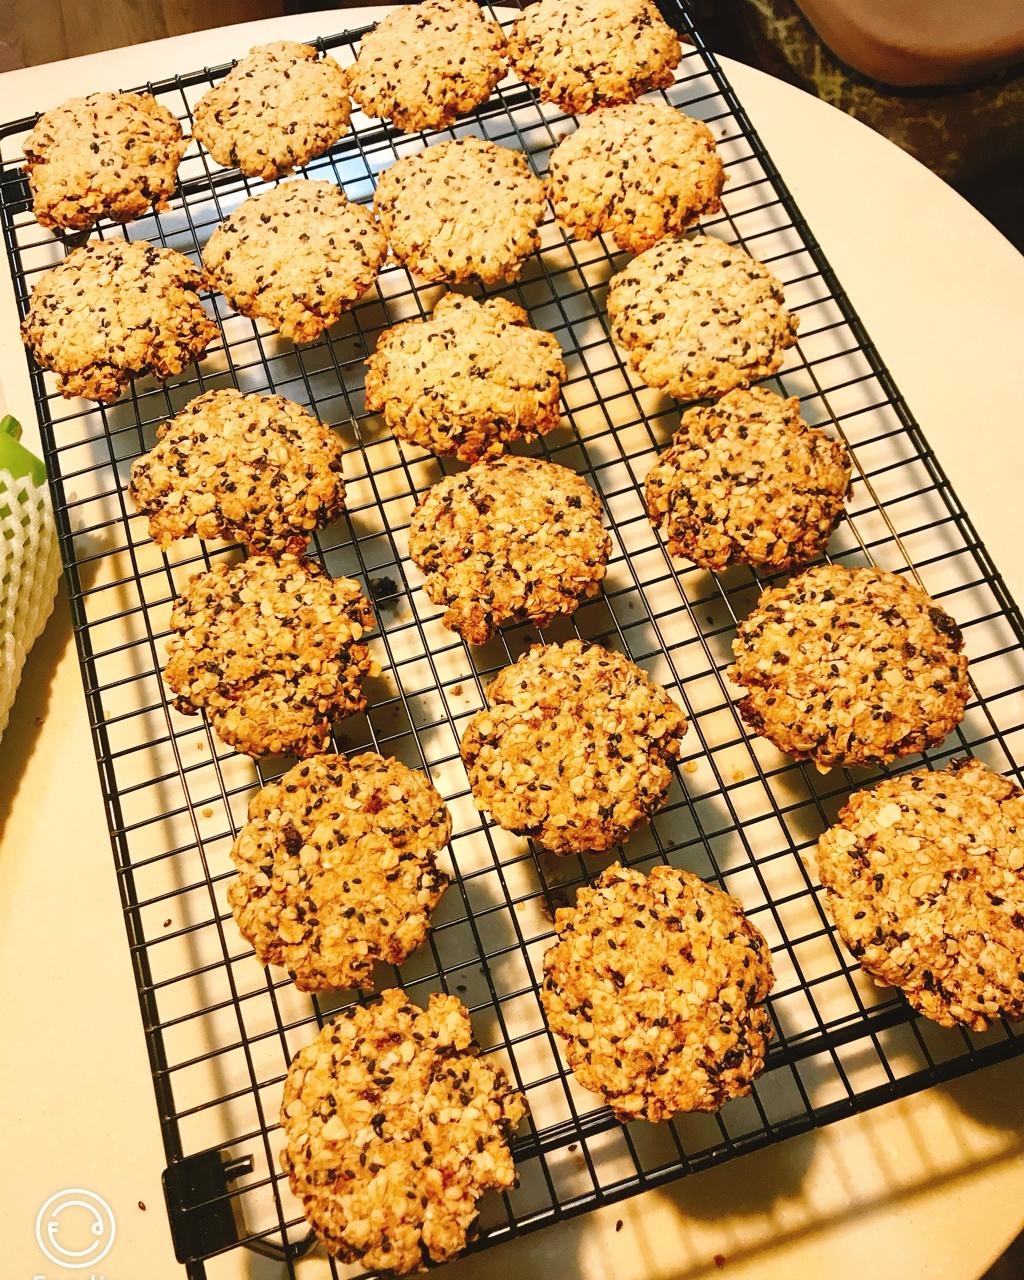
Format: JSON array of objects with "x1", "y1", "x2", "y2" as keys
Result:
[
  {"x1": 203, "y1": 181, "x2": 386, "y2": 343},
  {"x1": 164, "y1": 554, "x2": 377, "y2": 758},
  {"x1": 348, "y1": 0, "x2": 507, "y2": 133},
  {"x1": 816, "y1": 758, "x2": 1024, "y2": 1031},
  {"x1": 281, "y1": 989, "x2": 525, "y2": 1274},
  {"x1": 542, "y1": 863, "x2": 774, "y2": 1121},
  {"x1": 129, "y1": 389, "x2": 346, "y2": 553},
  {"x1": 20, "y1": 240, "x2": 216, "y2": 403},
  {"x1": 409, "y1": 455, "x2": 610, "y2": 644},
  {"x1": 364, "y1": 293, "x2": 565, "y2": 462},
  {"x1": 644, "y1": 387, "x2": 852, "y2": 572},
  {"x1": 460, "y1": 639, "x2": 687, "y2": 854},
  {"x1": 373, "y1": 137, "x2": 546, "y2": 284},
  {"x1": 507, "y1": 0, "x2": 681, "y2": 114},
  {"x1": 547, "y1": 103, "x2": 724, "y2": 254},
  {"x1": 729, "y1": 564, "x2": 970, "y2": 771},
  {"x1": 229, "y1": 753, "x2": 452, "y2": 991},
  {"x1": 23, "y1": 91, "x2": 187, "y2": 231},
  {"x1": 192, "y1": 41, "x2": 351, "y2": 179},
  {"x1": 607, "y1": 234, "x2": 799, "y2": 402}
]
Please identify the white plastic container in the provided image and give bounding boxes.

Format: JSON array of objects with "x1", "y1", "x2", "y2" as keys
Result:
[{"x1": 1, "y1": 415, "x2": 61, "y2": 738}]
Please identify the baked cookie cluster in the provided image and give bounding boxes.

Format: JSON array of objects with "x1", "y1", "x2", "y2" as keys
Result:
[
  {"x1": 129, "y1": 388, "x2": 347, "y2": 553},
  {"x1": 409, "y1": 454, "x2": 610, "y2": 643},
  {"x1": 164, "y1": 555, "x2": 377, "y2": 758},
  {"x1": 17, "y1": 12, "x2": 1004, "y2": 1272},
  {"x1": 365, "y1": 293, "x2": 565, "y2": 462},
  {"x1": 461, "y1": 640, "x2": 688, "y2": 855},
  {"x1": 281, "y1": 990, "x2": 525, "y2": 1274},
  {"x1": 230, "y1": 753, "x2": 452, "y2": 991}
]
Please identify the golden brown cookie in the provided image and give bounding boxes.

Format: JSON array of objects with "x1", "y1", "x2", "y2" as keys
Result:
[
  {"x1": 607, "y1": 234, "x2": 799, "y2": 402},
  {"x1": 164, "y1": 555, "x2": 377, "y2": 758},
  {"x1": 129, "y1": 389, "x2": 346, "y2": 553},
  {"x1": 408, "y1": 455, "x2": 610, "y2": 643},
  {"x1": 508, "y1": 0, "x2": 681, "y2": 113},
  {"x1": 193, "y1": 41, "x2": 351, "y2": 179},
  {"x1": 364, "y1": 293, "x2": 565, "y2": 462},
  {"x1": 730, "y1": 565, "x2": 970, "y2": 771},
  {"x1": 23, "y1": 91, "x2": 186, "y2": 230},
  {"x1": 547, "y1": 102, "x2": 724, "y2": 254},
  {"x1": 542, "y1": 863, "x2": 774, "y2": 1121},
  {"x1": 20, "y1": 240, "x2": 216, "y2": 402},
  {"x1": 348, "y1": 0, "x2": 507, "y2": 132},
  {"x1": 281, "y1": 990, "x2": 525, "y2": 1273},
  {"x1": 203, "y1": 181, "x2": 386, "y2": 343},
  {"x1": 461, "y1": 639, "x2": 688, "y2": 854},
  {"x1": 816, "y1": 758, "x2": 1024, "y2": 1031},
  {"x1": 373, "y1": 137, "x2": 546, "y2": 284},
  {"x1": 644, "y1": 387, "x2": 852, "y2": 571},
  {"x1": 229, "y1": 753, "x2": 451, "y2": 991}
]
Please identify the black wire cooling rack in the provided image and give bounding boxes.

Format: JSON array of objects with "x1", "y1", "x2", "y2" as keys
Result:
[{"x1": 2, "y1": 3, "x2": 1023, "y2": 1276}]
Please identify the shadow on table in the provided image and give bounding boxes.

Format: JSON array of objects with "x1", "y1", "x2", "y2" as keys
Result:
[
  {"x1": 399, "y1": 1055, "x2": 1024, "y2": 1280},
  {"x1": 0, "y1": 584, "x2": 73, "y2": 842}
]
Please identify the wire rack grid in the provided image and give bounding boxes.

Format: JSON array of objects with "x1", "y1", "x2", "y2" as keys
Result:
[{"x1": 1, "y1": 3, "x2": 1022, "y2": 1276}]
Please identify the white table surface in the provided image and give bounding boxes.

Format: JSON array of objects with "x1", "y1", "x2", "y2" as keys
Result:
[{"x1": 1, "y1": 9, "x2": 1022, "y2": 1280}]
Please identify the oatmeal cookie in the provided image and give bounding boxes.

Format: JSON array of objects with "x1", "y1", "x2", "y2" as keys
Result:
[
  {"x1": 203, "y1": 181, "x2": 386, "y2": 343},
  {"x1": 349, "y1": 0, "x2": 507, "y2": 133},
  {"x1": 542, "y1": 863, "x2": 774, "y2": 1121},
  {"x1": 229, "y1": 753, "x2": 451, "y2": 991},
  {"x1": 507, "y1": 0, "x2": 681, "y2": 114},
  {"x1": 281, "y1": 989, "x2": 525, "y2": 1274},
  {"x1": 20, "y1": 239, "x2": 216, "y2": 402},
  {"x1": 547, "y1": 102, "x2": 724, "y2": 254},
  {"x1": 461, "y1": 639, "x2": 687, "y2": 854},
  {"x1": 373, "y1": 137, "x2": 546, "y2": 283},
  {"x1": 816, "y1": 758, "x2": 1024, "y2": 1030},
  {"x1": 193, "y1": 41, "x2": 351, "y2": 179},
  {"x1": 644, "y1": 387, "x2": 852, "y2": 572},
  {"x1": 164, "y1": 554, "x2": 377, "y2": 758},
  {"x1": 730, "y1": 564, "x2": 970, "y2": 771},
  {"x1": 365, "y1": 293, "x2": 564, "y2": 461},
  {"x1": 409, "y1": 455, "x2": 610, "y2": 643},
  {"x1": 607, "y1": 234, "x2": 799, "y2": 402},
  {"x1": 129, "y1": 389, "x2": 346, "y2": 553},
  {"x1": 23, "y1": 91, "x2": 186, "y2": 231}
]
